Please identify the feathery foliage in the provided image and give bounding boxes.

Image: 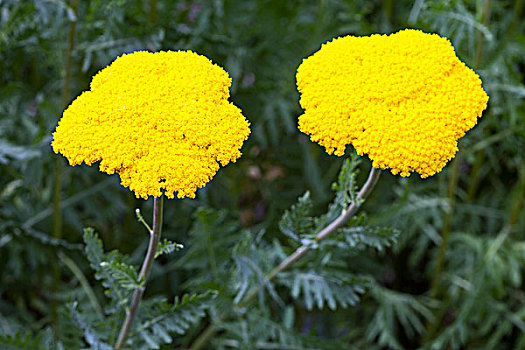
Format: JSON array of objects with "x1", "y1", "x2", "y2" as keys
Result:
[{"x1": 0, "y1": 0, "x2": 523, "y2": 349}]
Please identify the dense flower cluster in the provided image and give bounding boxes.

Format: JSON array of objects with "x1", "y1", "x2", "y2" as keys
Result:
[
  {"x1": 297, "y1": 29, "x2": 488, "y2": 177},
  {"x1": 52, "y1": 51, "x2": 250, "y2": 199}
]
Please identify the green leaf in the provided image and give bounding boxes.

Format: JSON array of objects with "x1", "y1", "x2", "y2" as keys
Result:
[
  {"x1": 68, "y1": 302, "x2": 112, "y2": 350},
  {"x1": 278, "y1": 191, "x2": 314, "y2": 241},
  {"x1": 83, "y1": 228, "x2": 133, "y2": 305},
  {"x1": 220, "y1": 309, "x2": 305, "y2": 349},
  {"x1": 83, "y1": 227, "x2": 105, "y2": 272},
  {"x1": 155, "y1": 238, "x2": 183, "y2": 259},
  {"x1": 316, "y1": 154, "x2": 362, "y2": 229},
  {"x1": 367, "y1": 285, "x2": 436, "y2": 348},
  {"x1": 0, "y1": 330, "x2": 51, "y2": 350},
  {"x1": 99, "y1": 260, "x2": 142, "y2": 290},
  {"x1": 332, "y1": 154, "x2": 361, "y2": 208},
  {"x1": 129, "y1": 291, "x2": 217, "y2": 347},
  {"x1": 0, "y1": 141, "x2": 40, "y2": 165},
  {"x1": 279, "y1": 270, "x2": 373, "y2": 310},
  {"x1": 335, "y1": 225, "x2": 399, "y2": 252}
]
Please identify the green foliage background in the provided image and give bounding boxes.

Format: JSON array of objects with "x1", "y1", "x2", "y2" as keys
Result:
[{"x1": 0, "y1": 0, "x2": 524, "y2": 349}]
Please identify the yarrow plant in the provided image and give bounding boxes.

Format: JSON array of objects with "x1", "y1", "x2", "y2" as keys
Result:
[
  {"x1": 267, "y1": 28, "x2": 490, "y2": 273},
  {"x1": 297, "y1": 29, "x2": 489, "y2": 177},
  {"x1": 49, "y1": 29, "x2": 490, "y2": 350},
  {"x1": 187, "y1": 29, "x2": 490, "y2": 349},
  {"x1": 52, "y1": 50, "x2": 250, "y2": 348},
  {"x1": 52, "y1": 50, "x2": 250, "y2": 199}
]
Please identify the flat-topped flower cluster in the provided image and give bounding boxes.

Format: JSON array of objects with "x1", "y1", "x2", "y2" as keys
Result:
[
  {"x1": 52, "y1": 51, "x2": 250, "y2": 199},
  {"x1": 297, "y1": 29, "x2": 489, "y2": 177}
]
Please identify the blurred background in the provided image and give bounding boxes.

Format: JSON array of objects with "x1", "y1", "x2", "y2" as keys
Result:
[{"x1": 0, "y1": 0, "x2": 524, "y2": 349}]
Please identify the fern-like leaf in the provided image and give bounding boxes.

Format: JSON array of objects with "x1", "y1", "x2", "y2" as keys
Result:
[
  {"x1": 334, "y1": 226, "x2": 399, "y2": 252},
  {"x1": 155, "y1": 238, "x2": 183, "y2": 258},
  {"x1": 316, "y1": 154, "x2": 362, "y2": 229},
  {"x1": 0, "y1": 329, "x2": 54, "y2": 350},
  {"x1": 366, "y1": 285, "x2": 436, "y2": 349},
  {"x1": 279, "y1": 270, "x2": 373, "y2": 310},
  {"x1": 69, "y1": 302, "x2": 112, "y2": 350},
  {"x1": 332, "y1": 154, "x2": 361, "y2": 208},
  {"x1": 83, "y1": 228, "x2": 132, "y2": 306},
  {"x1": 99, "y1": 260, "x2": 142, "y2": 290},
  {"x1": 128, "y1": 291, "x2": 217, "y2": 349},
  {"x1": 278, "y1": 191, "x2": 314, "y2": 241}
]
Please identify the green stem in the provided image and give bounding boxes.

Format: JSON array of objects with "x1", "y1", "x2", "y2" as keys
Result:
[
  {"x1": 465, "y1": 150, "x2": 484, "y2": 202},
  {"x1": 423, "y1": 155, "x2": 462, "y2": 344},
  {"x1": 429, "y1": 155, "x2": 461, "y2": 299},
  {"x1": 507, "y1": 162, "x2": 525, "y2": 228},
  {"x1": 149, "y1": 0, "x2": 158, "y2": 25},
  {"x1": 58, "y1": 251, "x2": 104, "y2": 319},
  {"x1": 52, "y1": 0, "x2": 79, "y2": 326},
  {"x1": 474, "y1": 0, "x2": 491, "y2": 68},
  {"x1": 189, "y1": 167, "x2": 382, "y2": 350},
  {"x1": 508, "y1": 0, "x2": 524, "y2": 35},
  {"x1": 115, "y1": 196, "x2": 164, "y2": 349},
  {"x1": 465, "y1": 0, "x2": 492, "y2": 204},
  {"x1": 206, "y1": 224, "x2": 218, "y2": 280},
  {"x1": 383, "y1": 0, "x2": 394, "y2": 25}
]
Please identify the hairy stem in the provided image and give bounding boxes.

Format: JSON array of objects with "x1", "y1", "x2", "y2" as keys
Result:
[
  {"x1": 189, "y1": 166, "x2": 381, "y2": 350},
  {"x1": 115, "y1": 196, "x2": 164, "y2": 349}
]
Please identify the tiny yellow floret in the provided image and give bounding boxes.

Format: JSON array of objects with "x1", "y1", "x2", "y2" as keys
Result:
[
  {"x1": 297, "y1": 29, "x2": 488, "y2": 177},
  {"x1": 52, "y1": 51, "x2": 250, "y2": 199}
]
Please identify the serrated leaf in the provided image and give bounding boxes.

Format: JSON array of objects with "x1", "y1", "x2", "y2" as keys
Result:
[
  {"x1": 320, "y1": 214, "x2": 399, "y2": 253},
  {"x1": 279, "y1": 270, "x2": 373, "y2": 310},
  {"x1": 316, "y1": 154, "x2": 362, "y2": 229},
  {"x1": 130, "y1": 291, "x2": 217, "y2": 347},
  {"x1": 155, "y1": 238, "x2": 183, "y2": 258},
  {"x1": 68, "y1": 303, "x2": 112, "y2": 350},
  {"x1": 278, "y1": 191, "x2": 314, "y2": 241},
  {"x1": 0, "y1": 331, "x2": 45, "y2": 349},
  {"x1": 367, "y1": 285, "x2": 435, "y2": 348},
  {"x1": 83, "y1": 228, "x2": 133, "y2": 305},
  {"x1": 335, "y1": 225, "x2": 399, "y2": 252},
  {"x1": 83, "y1": 228, "x2": 104, "y2": 271},
  {"x1": 332, "y1": 155, "x2": 361, "y2": 208},
  {"x1": 99, "y1": 260, "x2": 142, "y2": 290}
]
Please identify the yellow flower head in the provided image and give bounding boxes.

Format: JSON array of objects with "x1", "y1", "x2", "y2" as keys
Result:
[
  {"x1": 52, "y1": 51, "x2": 250, "y2": 199},
  {"x1": 297, "y1": 29, "x2": 488, "y2": 177}
]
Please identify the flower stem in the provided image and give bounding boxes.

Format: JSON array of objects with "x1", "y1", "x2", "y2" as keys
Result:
[
  {"x1": 265, "y1": 166, "x2": 381, "y2": 283},
  {"x1": 189, "y1": 166, "x2": 381, "y2": 350},
  {"x1": 115, "y1": 196, "x2": 164, "y2": 349}
]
